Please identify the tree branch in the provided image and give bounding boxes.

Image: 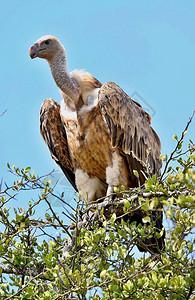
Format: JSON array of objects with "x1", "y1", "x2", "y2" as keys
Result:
[
  {"x1": 5, "y1": 271, "x2": 45, "y2": 300},
  {"x1": 86, "y1": 188, "x2": 193, "y2": 220},
  {"x1": 160, "y1": 110, "x2": 195, "y2": 180},
  {"x1": 0, "y1": 263, "x2": 52, "y2": 281},
  {"x1": 45, "y1": 197, "x2": 72, "y2": 238}
]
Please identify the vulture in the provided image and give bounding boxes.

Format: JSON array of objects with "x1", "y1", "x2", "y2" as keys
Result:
[{"x1": 29, "y1": 35, "x2": 164, "y2": 253}]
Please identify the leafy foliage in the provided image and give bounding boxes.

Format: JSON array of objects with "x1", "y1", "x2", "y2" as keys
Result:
[{"x1": 0, "y1": 122, "x2": 194, "y2": 299}]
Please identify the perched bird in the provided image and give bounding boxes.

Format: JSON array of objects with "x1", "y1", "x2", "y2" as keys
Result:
[{"x1": 29, "y1": 35, "x2": 164, "y2": 252}]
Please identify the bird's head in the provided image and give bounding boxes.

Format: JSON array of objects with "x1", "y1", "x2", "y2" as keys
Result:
[{"x1": 29, "y1": 35, "x2": 64, "y2": 61}]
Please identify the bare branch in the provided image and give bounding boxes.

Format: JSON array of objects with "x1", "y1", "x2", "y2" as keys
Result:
[
  {"x1": 0, "y1": 263, "x2": 52, "y2": 282},
  {"x1": 45, "y1": 197, "x2": 72, "y2": 238},
  {"x1": 160, "y1": 110, "x2": 195, "y2": 180},
  {"x1": 87, "y1": 188, "x2": 193, "y2": 218},
  {"x1": 5, "y1": 271, "x2": 46, "y2": 300}
]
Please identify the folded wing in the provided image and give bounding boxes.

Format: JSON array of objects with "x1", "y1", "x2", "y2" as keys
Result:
[
  {"x1": 40, "y1": 99, "x2": 77, "y2": 191},
  {"x1": 99, "y1": 82, "x2": 162, "y2": 183}
]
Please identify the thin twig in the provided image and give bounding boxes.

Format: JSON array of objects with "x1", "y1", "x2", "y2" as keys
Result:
[
  {"x1": 5, "y1": 271, "x2": 45, "y2": 300},
  {"x1": 0, "y1": 170, "x2": 55, "y2": 195},
  {"x1": 160, "y1": 111, "x2": 195, "y2": 180},
  {"x1": 0, "y1": 263, "x2": 51, "y2": 282},
  {"x1": 45, "y1": 198, "x2": 72, "y2": 238},
  {"x1": 172, "y1": 146, "x2": 195, "y2": 160}
]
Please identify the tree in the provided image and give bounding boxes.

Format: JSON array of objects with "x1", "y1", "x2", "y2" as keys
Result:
[{"x1": 0, "y1": 113, "x2": 194, "y2": 300}]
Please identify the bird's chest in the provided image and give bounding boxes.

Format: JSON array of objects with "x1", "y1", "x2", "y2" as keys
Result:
[{"x1": 62, "y1": 112, "x2": 112, "y2": 178}]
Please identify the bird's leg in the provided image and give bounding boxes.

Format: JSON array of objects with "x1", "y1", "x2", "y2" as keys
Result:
[
  {"x1": 106, "y1": 184, "x2": 114, "y2": 196},
  {"x1": 105, "y1": 184, "x2": 115, "y2": 202},
  {"x1": 105, "y1": 152, "x2": 124, "y2": 202}
]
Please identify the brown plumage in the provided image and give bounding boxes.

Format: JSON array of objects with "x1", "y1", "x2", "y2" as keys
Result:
[
  {"x1": 40, "y1": 99, "x2": 77, "y2": 191},
  {"x1": 29, "y1": 35, "x2": 164, "y2": 253}
]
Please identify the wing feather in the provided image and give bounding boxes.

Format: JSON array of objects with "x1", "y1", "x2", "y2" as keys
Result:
[
  {"x1": 40, "y1": 99, "x2": 77, "y2": 191},
  {"x1": 98, "y1": 82, "x2": 161, "y2": 177}
]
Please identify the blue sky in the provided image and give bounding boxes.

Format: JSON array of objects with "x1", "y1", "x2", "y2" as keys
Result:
[{"x1": 0, "y1": 1, "x2": 194, "y2": 208}]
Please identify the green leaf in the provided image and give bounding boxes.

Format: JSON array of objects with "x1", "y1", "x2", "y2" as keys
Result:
[
  {"x1": 111, "y1": 213, "x2": 116, "y2": 223},
  {"x1": 100, "y1": 208, "x2": 104, "y2": 216},
  {"x1": 103, "y1": 220, "x2": 107, "y2": 227},
  {"x1": 18, "y1": 222, "x2": 25, "y2": 230},
  {"x1": 123, "y1": 280, "x2": 134, "y2": 292},
  {"x1": 160, "y1": 154, "x2": 166, "y2": 161},
  {"x1": 124, "y1": 199, "x2": 130, "y2": 209},
  {"x1": 142, "y1": 216, "x2": 150, "y2": 223},
  {"x1": 109, "y1": 230, "x2": 115, "y2": 240},
  {"x1": 190, "y1": 269, "x2": 195, "y2": 282},
  {"x1": 100, "y1": 270, "x2": 107, "y2": 280},
  {"x1": 109, "y1": 283, "x2": 121, "y2": 293},
  {"x1": 113, "y1": 242, "x2": 119, "y2": 251},
  {"x1": 152, "y1": 272, "x2": 158, "y2": 283},
  {"x1": 113, "y1": 187, "x2": 119, "y2": 193},
  {"x1": 120, "y1": 185, "x2": 126, "y2": 191},
  {"x1": 24, "y1": 166, "x2": 31, "y2": 173},
  {"x1": 45, "y1": 213, "x2": 52, "y2": 221},
  {"x1": 133, "y1": 170, "x2": 139, "y2": 177}
]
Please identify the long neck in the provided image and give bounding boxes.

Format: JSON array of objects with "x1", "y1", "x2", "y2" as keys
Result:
[{"x1": 48, "y1": 50, "x2": 80, "y2": 103}]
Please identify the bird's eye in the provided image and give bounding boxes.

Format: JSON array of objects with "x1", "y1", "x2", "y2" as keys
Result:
[{"x1": 45, "y1": 40, "x2": 50, "y2": 45}]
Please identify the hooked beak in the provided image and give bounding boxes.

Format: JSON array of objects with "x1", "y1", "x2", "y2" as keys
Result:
[{"x1": 29, "y1": 43, "x2": 39, "y2": 59}]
